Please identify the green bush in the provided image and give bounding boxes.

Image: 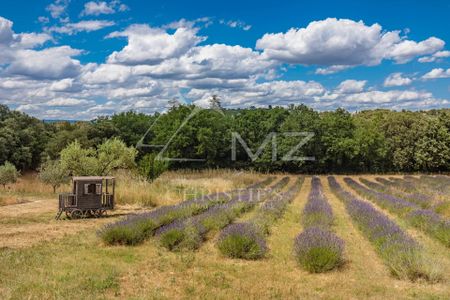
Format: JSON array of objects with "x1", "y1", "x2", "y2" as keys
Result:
[
  {"x1": 100, "y1": 219, "x2": 156, "y2": 246},
  {"x1": 293, "y1": 227, "x2": 344, "y2": 273},
  {"x1": 217, "y1": 223, "x2": 267, "y2": 259}
]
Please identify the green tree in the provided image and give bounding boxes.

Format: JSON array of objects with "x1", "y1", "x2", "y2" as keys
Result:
[
  {"x1": 138, "y1": 153, "x2": 169, "y2": 181},
  {"x1": 60, "y1": 140, "x2": 98, "y2": 176},
  {"x1": 60, "y1": 139, "x2": 137, "y2": 176},
  {"x1": 39, "y1": 160, "x2": 70, "y2": 193},
  {"x1": 0, "y1": 162, "x2": 20, "y2": 189},
  {"x1": 96, "y1": 138, "x2": 137, "y2": 175}
]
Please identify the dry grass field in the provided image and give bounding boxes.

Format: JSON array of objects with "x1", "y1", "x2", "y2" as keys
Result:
[{"x1": 0, "y1": 172, "x2": 449, "y2": 299}]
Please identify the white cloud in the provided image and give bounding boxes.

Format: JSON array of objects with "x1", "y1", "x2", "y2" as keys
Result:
[
  {"x1": 13, "y1": 33, "x2": 53, "y2": 48},
  {"x1": 38, "y1": 16, "x2": 50, "y2": 24},
  {"x1": 256, "y1": 18, "x2": 444, "y2": 72},
  {"x1": 107, "y1": 25, "x2": 206, "y2": 65},
  {"x1": 418, "y1": 50, "x2": 450, "y2": 63},
  {"x1": 81, "y1": 63, "x2": 133, "y2": 83},
  {"x1": 81, "y1": 1, "x2": 129, "y2": 16},
  {"x1": 0, "y1": 16, "x2": 14, "y2": 45},
  {"x1": 81, "y1": 1, "x2": 115, "y2": 16},
  {"x1": 6, "y1": 46, "x2": 82, "y2": 79},
  {"x1": 422, "y1": 68, "x2": 450, "y2": 80},
  {"x1": 1, "y1": 16, "x2": 449, "y2": 119},
  {"x1": 336, "y1": 80, "x2": 366, "y2": 93},
  {"x1": 45, "y1": 97, "x2": 93, "y2": 106},
  {"x1": 46, "y1": 0, "x2": 70, "y2": 20},
  {"x1": 219, "y1": 19, "x2": 251, "y2": 31},
  {"x1": 46, "y1": 20, "x2": 115, "y2": 35},
  {"x1": 384, "y1": 73, "x2": 413, "y2": 87},
  {"x1": 49, "y1": 78, "x2": 74, "y2": 91},
  {"x1": 315, "y1": 65, "x2": 351, "y2": 75}
]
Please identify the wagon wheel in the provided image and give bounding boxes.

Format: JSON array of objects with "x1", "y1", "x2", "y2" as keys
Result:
[
  {"x1": 98, "y1": 209, "x2": 106, "y2": 217},
  {"x1": 71, "y1": 209, "x2": 83, "y2": 219}
]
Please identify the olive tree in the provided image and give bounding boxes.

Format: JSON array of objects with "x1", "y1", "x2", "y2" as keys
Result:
[
  {"x1": 60, "y1": 138, "x2": 137, "y2": 176},
  {"x1": 0, "y1": 162, "x2": 20, "y2": 189},
  {"x1": 39, "y1": 160, "x2": 70, "y2": 193}
]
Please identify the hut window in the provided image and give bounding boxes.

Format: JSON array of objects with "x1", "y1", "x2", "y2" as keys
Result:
[{"x1": 84, "y1": 184, "x2": 97, "y2": 195}]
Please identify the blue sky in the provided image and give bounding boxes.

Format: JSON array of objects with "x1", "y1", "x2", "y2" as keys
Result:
[{"x1": 0, "y1": 0, "x2": 449, "y2": 119}]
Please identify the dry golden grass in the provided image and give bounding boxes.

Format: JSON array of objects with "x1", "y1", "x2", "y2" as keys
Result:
[
  {"x1": 0, "y1": 174, "x2": 449, "y2": 299},
  {"x1": 1, "y1": 169, "x2": 263, "y2": 208}
]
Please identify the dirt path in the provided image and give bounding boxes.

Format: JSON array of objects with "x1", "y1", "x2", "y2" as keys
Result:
[{"x1": 0, "y1": 197, "x2": 144, "y2": 249}]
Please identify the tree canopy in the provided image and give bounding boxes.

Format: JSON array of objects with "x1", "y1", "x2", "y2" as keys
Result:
[{"x1": 1, "y1": 103, "x2": 449, "y2": 174}]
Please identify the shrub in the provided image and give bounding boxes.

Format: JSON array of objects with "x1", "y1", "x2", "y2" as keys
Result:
[
  {"x1": 38, "y1": 159, "x2": 70, "y2": 193},
  {"x1": 0, "y1": 162, "x2": 20, "y2": 189},
  {"x1": 99, "y1": 219, "x2": 156, "y2": 246},
  {"x1": 293, "y1": 227, "x2": 344, "y2": 273},
  {"x1": 160, "y1": 225, "x2": 203, "y2": 251},
  {"x1": 138, "y1": 153, "x2": 169, "y2": 182},
  {"x1": 302, "y1": 177, "x2": 333, "y2": 228},
  {"x1": 217, "y1": 223, "x2": 267, "y2": 259}
]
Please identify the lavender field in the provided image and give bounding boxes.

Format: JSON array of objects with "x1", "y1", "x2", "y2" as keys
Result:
[{"x1": 1, "y1": 173, "x2": 450, "y2": 299}]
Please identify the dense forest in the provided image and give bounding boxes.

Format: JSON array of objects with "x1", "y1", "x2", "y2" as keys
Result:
[{"x1": 1, "y1": 103, "x2": 449, "y2": 173}]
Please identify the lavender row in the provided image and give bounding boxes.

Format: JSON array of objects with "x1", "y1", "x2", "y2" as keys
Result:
[
  {"x1": 362, "y1": 178, "x2": 432, "y2": 208},
  {"x1": 157, "y1": 177, "x2": 291, "y2": 251},
  {"x1": 99, "y1": 177, "x2": 273, "y2": 245},
  {"x1": 328, "y1": 177, "x2": 439, "y2": 281},
  {"x1": 384, "y1": 176, "x2": 450, "y2": 217},
  {"x1": 302, "y1": 176, "x2": 334, "y2": 228},
  {"x1": 346, "y1": 178, "x2": 450, "y2": 247},
  {"x1": 216, "y1": 177, "x2": 303, "y2": 259},
  {"x1": 293, "y1": 177, "x2": 344, "y2": 273},
  {"x1": 344, "y1": 177, "x2": 417, "y2": 215}
]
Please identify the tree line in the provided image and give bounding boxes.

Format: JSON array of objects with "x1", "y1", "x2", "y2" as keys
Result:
[{"x1": 0, "y1": 103, "x2": 449, "y2": 175}]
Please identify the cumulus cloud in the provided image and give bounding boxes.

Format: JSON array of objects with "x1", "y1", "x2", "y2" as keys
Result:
[
  {"x1": 45, "y1": 97, "x2": 93, "y2": 106},
  {"x1": 384, "y1": 73, "x2": 413, "y2": 87},
  {"x1": 335, "y1": 80, "x2": 366, "y2": 93},
  {"x1": 6, "y1": 46, "x2": 82, "y2": 79},
  {"x1": 422, "y1": 68, "x2": 450, "y2": 80},
  {"x1": 418, "y1": 50, "x2": 450, "y2": 63},
  {"x1": 315, "y1": 65, "x2": 351, "y2": 75},
  {"x1": 107, "y1": 25, "x2": 206, "y2": 65},
  {"x1": 49, "y1": 78, "x2": 74, "y2": 91},
  {"x1": 81, "y1": 63, "x2": 133, "y2": 83},
  {"x1": 133, "y1": 44, "x2": 276, "y2": 82},
  {"x1": 1, "y1": 15, "x2": 449, "y2": 119},
  {"x1": 256, "y1": 18, "x2": 444, "y2": 72},
  {"x1": 13, "y1": 33, "x2": 53, "y2": 48},
  {"x1": 46, "y1": 20, "x2": 115, "y2": 35},
  {"x1": 0, "y1": 16, "x2": 14, "y2": 45}
]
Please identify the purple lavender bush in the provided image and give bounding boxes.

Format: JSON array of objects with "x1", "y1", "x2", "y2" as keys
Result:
[
  {"x1": 302, "y1": 177, "x2": 333, "y2": 228},
  {"x1": 328, "y1": 176, "x2": 441, "y2": 282},
  {"x1": 293, "y1": 226, "x2": 344, "y2": 273},
  {"x1": 217, "y1": 223, "x2": 267, "y2": 259}
]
